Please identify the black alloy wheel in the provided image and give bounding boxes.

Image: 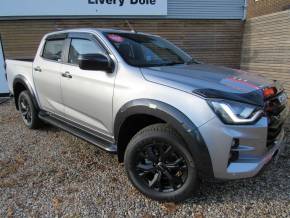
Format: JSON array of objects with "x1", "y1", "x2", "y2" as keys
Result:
[
  {"x1": 135, "y1": 143, "x2": 188, "y2": 193},
  {"x1": 125, "y1": 124, "x2": 198, "y2": 202},
  {"x1": 18, "y1": 91, "x2": 42, "y2": 129},
  {"x1": 19, "y1": 95, "x2": 32, "y2": 126}
]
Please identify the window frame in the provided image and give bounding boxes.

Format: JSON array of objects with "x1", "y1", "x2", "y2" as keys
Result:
[
  {"x1": 41, "y1": 33, "x2": 67, "y2": 63},
  {"x1": 63, "y1": 32, "x2": 110, "y2": 67}
]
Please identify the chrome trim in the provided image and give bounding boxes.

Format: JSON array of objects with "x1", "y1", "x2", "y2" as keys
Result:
[
  {"x1": 231, "y1": 145, "x2": 255, "y2": 152},
  {"x1": 220, "y1": 103, "x2": 263, "y2": 124}
]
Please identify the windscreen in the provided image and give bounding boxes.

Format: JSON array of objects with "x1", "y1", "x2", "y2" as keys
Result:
[{"x1": 104, "y1": 32, "x2": 192, "y2": 67}]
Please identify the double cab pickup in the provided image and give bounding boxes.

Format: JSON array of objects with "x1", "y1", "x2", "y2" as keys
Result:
[{"x1": 6, "y1": 28, "x2": 289, "y2": 201}]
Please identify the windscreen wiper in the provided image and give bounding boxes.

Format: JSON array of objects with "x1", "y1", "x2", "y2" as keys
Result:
[
  {"x1": 185, "y1": 58, "x2": 201, "y2": 65},
  {"x1": 160, "y1": 62, "x2": 184, "y2": 66}
]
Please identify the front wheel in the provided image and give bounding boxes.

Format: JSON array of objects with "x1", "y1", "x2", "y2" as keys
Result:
[
  {"x1": 124, "y1": 124, "x2": 198, "y2": 202},
  {"x1": 18, "y1": 90, "x2": 42, "y2": 129}
]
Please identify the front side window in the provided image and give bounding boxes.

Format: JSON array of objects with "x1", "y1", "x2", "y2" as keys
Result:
[
  {"x1": 42, "y1": 39, "x2": 65, "y2": 61},
  {"x1": 68, "y1": 39, "x2": 104, "y2": 65},
  {"x1": 104, "y1": 32, "x2": 193, "y2": 67}
]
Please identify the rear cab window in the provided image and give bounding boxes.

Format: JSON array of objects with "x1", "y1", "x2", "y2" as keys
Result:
[{"x1": 42, "y1": 38, "x2": 65, "y2": 62}]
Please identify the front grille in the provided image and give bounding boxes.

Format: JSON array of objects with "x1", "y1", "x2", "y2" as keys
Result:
[{"x1": 265, "y1": 92, "x2": 287, "y2": 147}]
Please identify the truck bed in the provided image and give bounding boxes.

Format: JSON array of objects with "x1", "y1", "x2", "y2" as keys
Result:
[{"x1": 6, "y1": 59, "x2": 34, "y2": 95}]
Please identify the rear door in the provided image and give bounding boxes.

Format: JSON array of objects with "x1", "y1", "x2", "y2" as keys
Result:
[
  {"x1": 0, "y1": 35, "x2": 9, "y2": 96},
  {"x1": 60, "y1": 33, "x2": 116, "y2": 135},
  {"x1": 33, "y1": 34, "x2": 66, "y2": 115}
]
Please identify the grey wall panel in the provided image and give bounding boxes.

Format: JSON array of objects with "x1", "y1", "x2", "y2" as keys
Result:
[
  {"x1": 0, "y1": 0, "x2": 246, "y2": 20},
  {"x1": 167, "y1": 0, "x2": 245, "y2": 19},
  {"x1": 0, "y1": 37, "x2": 9, "y2": 94}
]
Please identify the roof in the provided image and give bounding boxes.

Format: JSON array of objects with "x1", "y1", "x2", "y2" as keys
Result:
[{"x1": 45, "y1": 28, "x2": 154, "y2": 38}]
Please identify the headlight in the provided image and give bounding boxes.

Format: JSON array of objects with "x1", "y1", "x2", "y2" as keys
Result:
[{"x1": 208, "y1": 99, "x2": 263, "y2": 124}]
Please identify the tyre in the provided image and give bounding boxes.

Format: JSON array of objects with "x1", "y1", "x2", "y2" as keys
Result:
[
  {"x1": 18, "y1": 90, "x2": 42, "y2": 129},
  {"x1": 124, "y1": 124, "x2": 198, "y2": 202}
]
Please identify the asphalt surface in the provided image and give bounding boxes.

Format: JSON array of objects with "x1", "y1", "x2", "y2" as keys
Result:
[{"x1": 0, "y1": 100, "x2": 289, "y2": 217}]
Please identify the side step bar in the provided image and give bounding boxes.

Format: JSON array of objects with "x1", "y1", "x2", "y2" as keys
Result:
[{"x1": 38, "y1": 113, "x2": 117, "y2": 154}]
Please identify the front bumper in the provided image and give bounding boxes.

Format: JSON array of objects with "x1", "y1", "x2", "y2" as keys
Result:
[
  {"x1": 198, "y1": 107, "x2": 288, "y2": 180},
  {"x1": 226, "y1": 128, "x2": 286, "y2": 179}
]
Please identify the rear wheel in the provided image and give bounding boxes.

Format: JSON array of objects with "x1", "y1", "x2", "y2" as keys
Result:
[
  {"x1": 124, "y1": 124, "x2": 198, "y2": 202},
  {"x1": 18, "y1": 90, "x2": 42, "y2": 129}
]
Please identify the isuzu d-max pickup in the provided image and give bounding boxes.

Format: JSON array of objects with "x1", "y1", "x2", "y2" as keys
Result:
[{"x1": 5, "y1": 29, "x2": 289, "y2": 201}]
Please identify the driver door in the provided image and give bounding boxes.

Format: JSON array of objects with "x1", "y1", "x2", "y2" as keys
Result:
[{"x1": 60, "y1": 33, "x2": 115, "y2": 136}]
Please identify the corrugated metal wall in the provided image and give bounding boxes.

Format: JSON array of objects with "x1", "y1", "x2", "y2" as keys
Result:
[
  {"x1": 0, "y1": 0, "x2": 246, "y2": 20},
  {"x1": 168, "y1": 0, "x2": 245, "y2": 19},
  {"x1": 0, "y1": 19, "x2": 243, "y2": 68},
  {"x1": 241, "y1": 10, "x2": 290, "y2": 93}
]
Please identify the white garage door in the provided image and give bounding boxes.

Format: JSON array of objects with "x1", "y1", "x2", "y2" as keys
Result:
[{"x1": 0, "y1": 36, "x2": 9, "y2": 96}]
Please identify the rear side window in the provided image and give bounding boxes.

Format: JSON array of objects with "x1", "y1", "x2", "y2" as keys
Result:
[{"x1": 42, "y1": 39, "x2": 65, "y2": 61}]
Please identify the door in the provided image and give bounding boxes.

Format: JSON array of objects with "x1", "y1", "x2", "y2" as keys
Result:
[
  {"x1": 33, "y1": 35, "x2": 66, "y2": 115},
  {"x1": 0, "y1": 35, "x2": 9, "y2": 96},
  {"x1": 61, "y1": 34, "x2": 115, "y2": 135}
]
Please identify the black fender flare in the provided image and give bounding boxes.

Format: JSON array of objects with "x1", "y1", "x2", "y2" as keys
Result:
[
  {"x1": 13, "y1": 75, "x2": 40, "y2": 110},
  {"x1": 114, "y1": 99, "x2": 214, "y2": 179}
]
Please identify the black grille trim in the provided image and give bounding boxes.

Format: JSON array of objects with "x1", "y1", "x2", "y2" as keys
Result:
[{"x1": 265, "y1": 92, "x2": 287, "y2": 147}]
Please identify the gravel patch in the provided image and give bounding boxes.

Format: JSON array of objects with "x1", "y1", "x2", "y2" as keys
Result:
[{"x1": 0, "y1": 100, "x2": 289, "y2": 217}]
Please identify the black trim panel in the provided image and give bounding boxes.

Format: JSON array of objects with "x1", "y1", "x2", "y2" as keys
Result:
[
  {"x1": 12, "y1": 58, "x2": 34, "y2": 62},
  {"x1": 114, "y1": 99, "x2": 214, "y2": 179},
  {"x1": 193, "y1": 88, "x2": 264, "y2": 106},
  {"x1": 0, "y1": 93, "x2": 10, "y2": 97},
  {"x1": 46, "y1": 33, "x2": 68, "y2": 41},
  {"x1": 39, "y1": 111, "x2": 117, "y2": 153},
  {"x1": 50, "y1": 112, "x2": 115, "y2": 144}
]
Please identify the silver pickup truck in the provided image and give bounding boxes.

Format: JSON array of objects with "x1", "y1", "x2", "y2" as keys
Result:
[{"x1": 6, "y1": 28, "x2": 289, "y2": 201}]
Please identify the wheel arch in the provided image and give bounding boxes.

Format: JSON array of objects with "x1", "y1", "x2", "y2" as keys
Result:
[
  {"x1": 13, "y1": 75, "x2": 39, "y2": 111},
  {"x1": 114, "y1": 99, "x2": 214, "y2": 179}
]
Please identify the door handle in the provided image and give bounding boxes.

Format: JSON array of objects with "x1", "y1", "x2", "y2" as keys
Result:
[
  {"x1": 62, "y1": 72, "x2": 72, "y2": 78},
  {"x1": 34, "y1": 66, "x2": 42, "y2": 72}
]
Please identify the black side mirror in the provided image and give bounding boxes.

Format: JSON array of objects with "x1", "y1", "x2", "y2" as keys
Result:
[{"x1": 78, "y1": 53, "x2": 113, "y2": 73}]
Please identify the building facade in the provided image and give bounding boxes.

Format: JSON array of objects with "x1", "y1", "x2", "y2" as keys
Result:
[
  {"x1": 248, "y1": 0, "x2": 290, "y2": 18},
  {"x1": 0, "y1": 0, "x2": 246, "y2": 68},
  {"x1": 242, "y1": 1, "x2": 290, "y2": 93}
]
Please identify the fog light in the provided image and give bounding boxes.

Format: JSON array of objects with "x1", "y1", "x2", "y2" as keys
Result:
[{"x1": 229, "y1": 138, "x2": 239, "y2": 164}]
